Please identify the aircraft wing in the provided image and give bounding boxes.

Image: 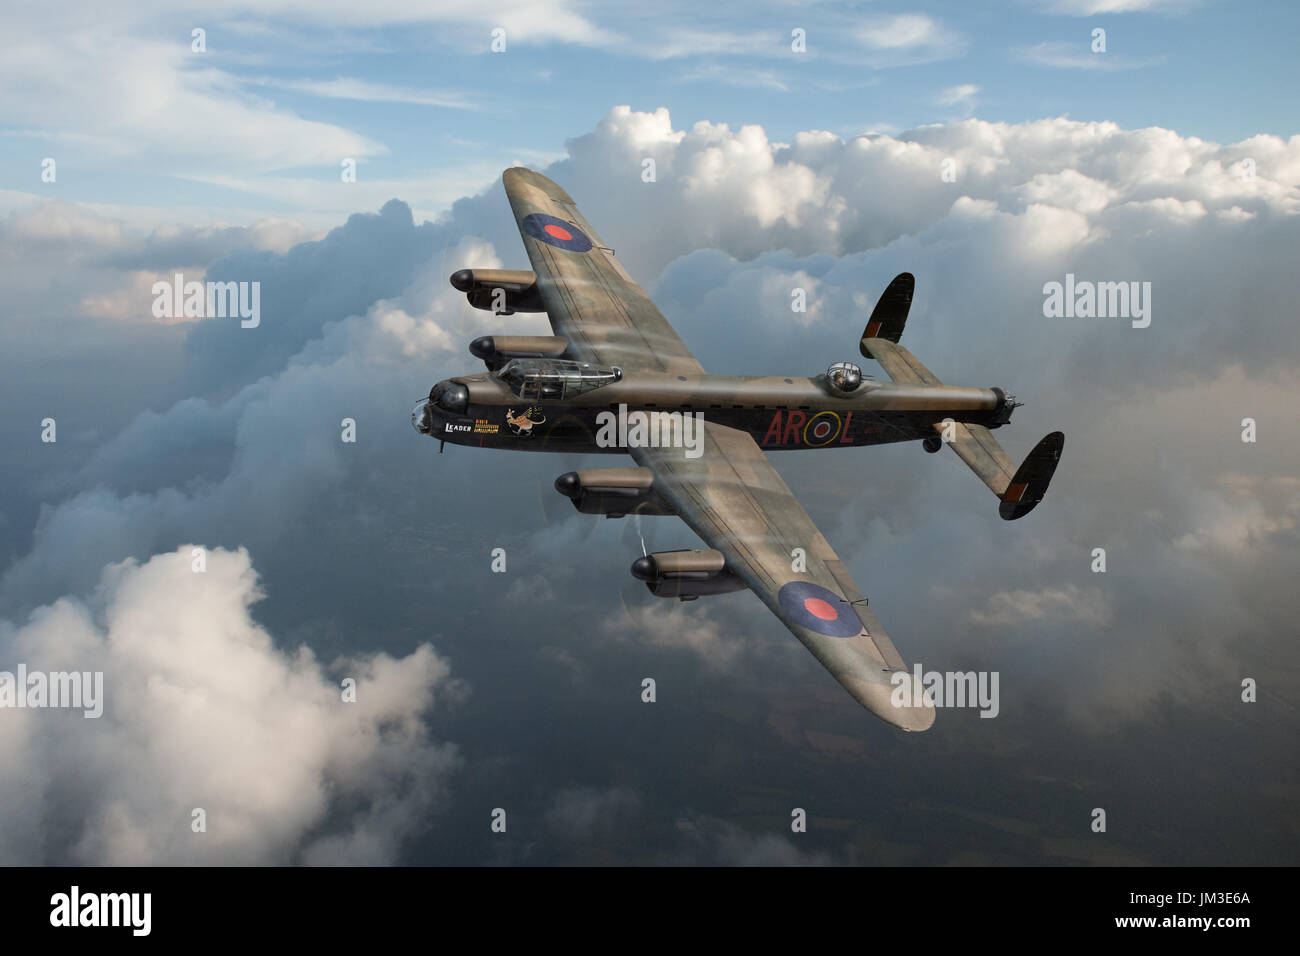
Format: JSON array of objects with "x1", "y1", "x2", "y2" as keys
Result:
[
  {"x1": 502, "y1": 166, "x2": 704, "y2": 375},
  {"x1": 631, "y1": 421, "x2": 936, "y2": 731}
]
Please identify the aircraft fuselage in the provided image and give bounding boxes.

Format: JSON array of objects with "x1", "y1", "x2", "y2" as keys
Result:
[{"x1": 415, "y1": 369, "x2": 1015, "y2": 454}]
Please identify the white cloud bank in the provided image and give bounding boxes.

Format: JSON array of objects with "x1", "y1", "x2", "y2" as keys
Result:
[
  {"x1": 554, "y1": 107, "x2": 1300, "y2": 278},
  {"x1": 0, "y1": 546, "x2": 460, "y2": 864},
  {"x1": 1, "y1": 106, "x2": 1297, "y2": 872}
]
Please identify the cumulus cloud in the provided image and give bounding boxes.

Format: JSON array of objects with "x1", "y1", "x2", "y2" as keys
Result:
[
  {"x1": 3, "y1": 105, "x2": 1298, "y2": 865},
  {"x1": 617, "y1": 603, "x2": 750, "y2": 673},
  {"x1": 0, "y1": 546, "x2": 460, "y2": 864},
  {"x1": 179, "y1": 199, "x2": 459, "y2": 392},
  {"x1": 0, "y1": 226, "x2": 512, "y2": 613},
  {"x1": 0, "y1": 200, "x2": 321, "y2": 347},
  {"x1": 2, "y1": 200, "x2": 125, "y2": 247},
  {"x1": 10, "y1": 107, "x2": 1300, "y2": 680},
  {"x1": 1172, "y1": 475, "x2": 1300, "y2": 554},
  {"x1": 537, "y1": 107, "x2": 1300, "y2": 289}
]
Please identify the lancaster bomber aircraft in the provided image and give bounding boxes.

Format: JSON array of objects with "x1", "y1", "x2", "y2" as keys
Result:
[{"x1": 413, "y1": 167, "x2": 1063, "y2": 731}]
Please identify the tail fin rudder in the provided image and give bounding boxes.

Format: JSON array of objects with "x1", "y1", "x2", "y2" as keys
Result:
[
  {"x1": 997, "y1": 431, "x2": 1064, "y2": 521},
  {"x1": 937, "y1": 423, "x2": 1063, "y2": 520},
  {"x1": 860, "y1": 273, "x2": 942, "y2": 385},
  {"x1": 861, "y1": 272, "x2": 914, "y2": 343}
]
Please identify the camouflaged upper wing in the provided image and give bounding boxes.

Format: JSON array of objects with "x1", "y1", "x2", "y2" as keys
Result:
[
  {"x1": 632, "y1": 420, "x2": 935, "y2": 732},
  {"x1": 502, "y1": 167, "x2": 704, "y2": 376}
]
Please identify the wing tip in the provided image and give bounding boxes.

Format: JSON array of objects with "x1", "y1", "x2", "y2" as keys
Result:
[
  {"x1": 503, "y1": 166, "x2": 575, "y2": 204},
  {"x1": 841, "y1": 675, "x2": 937, "y2": 732}
]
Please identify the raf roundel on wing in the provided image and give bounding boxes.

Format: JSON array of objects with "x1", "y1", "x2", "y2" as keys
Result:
[
  {"x1": 522, "y1": 212, "x2": 593, "y2": 253},
  {"x1": 777, "y1": 581, "x2": 862, "y2": 638}
]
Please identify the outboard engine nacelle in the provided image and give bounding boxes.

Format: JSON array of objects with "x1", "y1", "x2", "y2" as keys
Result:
[
  {"x1": 630, "y1": 549, "x2": 747, "y2": 601},
  {"x1": 450, "y1": 269, "x2": 545, "y2": 315},
  {"x1": 554, "y1": 467, "x2": 674, "y2": 517}
]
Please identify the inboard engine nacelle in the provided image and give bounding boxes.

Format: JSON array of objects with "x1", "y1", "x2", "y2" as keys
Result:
[
  {"x1": 630, "y1": 549, "x2": 747, "y2": 601},
  {"x1": 450, "y1": 268, "x2": 545, "y2": 315},
  {"x1": 470, "y1": 334, "x2": 569, "y2": 371}
]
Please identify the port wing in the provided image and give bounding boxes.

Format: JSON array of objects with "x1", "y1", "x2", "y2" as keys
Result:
[{"x1": 632, "y1": 421, "x2": 935, "y2": 732}]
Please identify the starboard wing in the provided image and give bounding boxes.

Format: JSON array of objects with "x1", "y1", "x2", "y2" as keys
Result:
[{"x1": 502, "y1": 166, "x2": 704, "y2": 375}]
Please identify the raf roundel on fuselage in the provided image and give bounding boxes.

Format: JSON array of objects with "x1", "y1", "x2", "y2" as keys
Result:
[{"x1": 522, "y1": 212, "x2": 594, "y2": 253}]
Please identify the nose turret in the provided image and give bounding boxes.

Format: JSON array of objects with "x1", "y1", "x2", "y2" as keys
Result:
[
  {"x1": 411, "y1": 399, "x2": 434, "y2": 434},
  {"x1": 429, "y1": 380, "x2": 469, "y2": 414},
  {"x1": 412, "y1": 380, "x2": 470, "y2": 436}
]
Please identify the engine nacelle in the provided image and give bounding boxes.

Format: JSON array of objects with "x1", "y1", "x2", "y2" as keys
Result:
[
  {"x1": 554, "y1": 467, "x2": 674, "y2": 517},
  {"x1": 470, "y1": 335, "x2": 569, "y2": 371},
  {"x1": 630, "y1": 549, "x2": 747, "y2": 601},
  {"x1": 449, "y1": 269, "x2": 545, "y2": 315}
]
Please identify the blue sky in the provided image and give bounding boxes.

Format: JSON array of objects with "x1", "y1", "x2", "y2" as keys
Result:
[{"x1": 3, "y1": 1, "x2": 1296, "y2": 227}]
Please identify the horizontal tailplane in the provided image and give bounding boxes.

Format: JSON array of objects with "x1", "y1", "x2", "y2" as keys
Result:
[{"x1": 937, "y1": 423, "x2": 1063, "y2": 520}]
